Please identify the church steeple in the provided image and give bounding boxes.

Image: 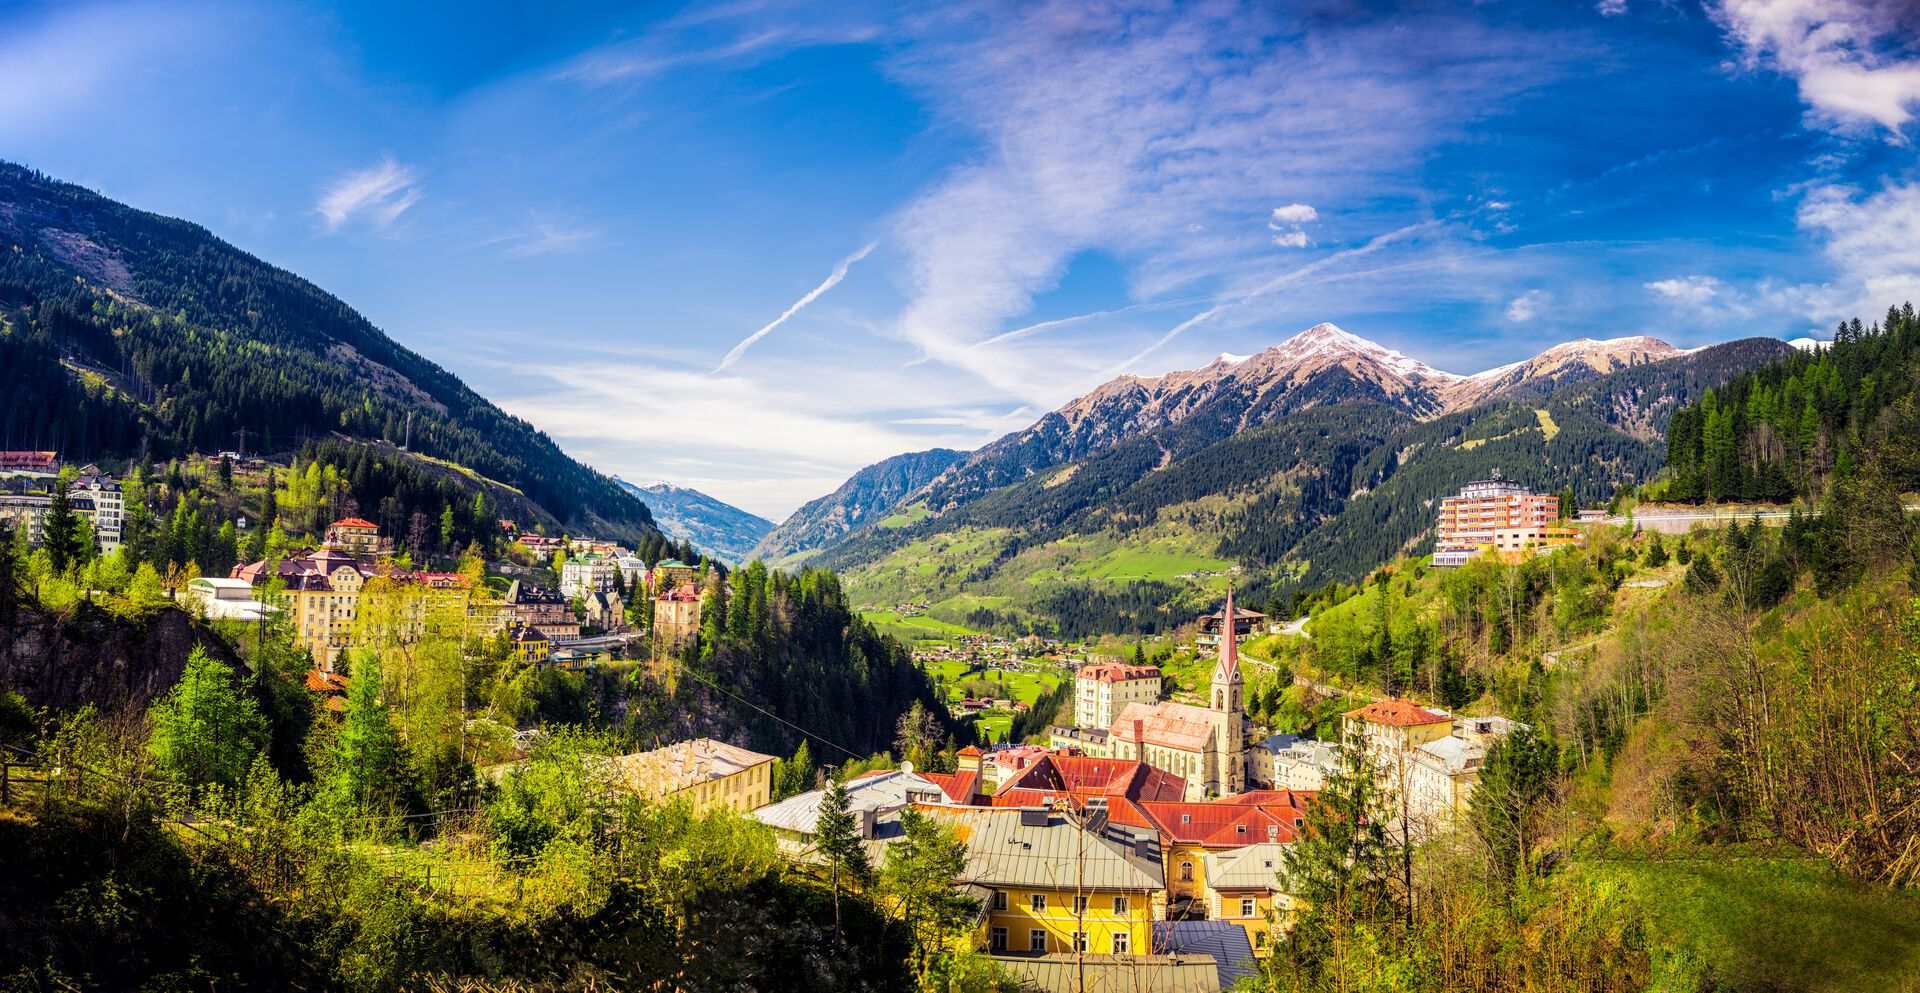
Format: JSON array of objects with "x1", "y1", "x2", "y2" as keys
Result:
[
  {"x1": 1209, "y1": 586, "x2": 1246, "y2": 795},
  {"x1": 1211, "y1": 586, "x2": 1241, "y2": 691}
]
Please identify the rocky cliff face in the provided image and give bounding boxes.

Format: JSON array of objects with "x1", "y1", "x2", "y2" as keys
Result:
[{"x1": 0, "y1": 605, "x2": 243, "y2": 711}]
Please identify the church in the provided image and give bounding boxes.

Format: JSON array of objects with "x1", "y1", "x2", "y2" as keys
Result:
[{"x1": 1104, "y1": 589, "x2": 1247, "y2": 800}]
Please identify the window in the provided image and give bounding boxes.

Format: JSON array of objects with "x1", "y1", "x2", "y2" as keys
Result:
[
  {"x1": 1072, "y1": 931, "x2": 1088, "y2": 952},
  {"x1": 1180, "y1": 861, "x2": 1194, "y2": 882},
  {"x1": 1236, "y1": 824, "x2": 1246, "y2": 834},
  {"x1": 1240, "y1": 898, "x2": 1257, "y2": 918},
  {"x1": 992, "y1": 890, "x2": 1008, "y2": 911},
  {"x1": 1112, "y1": 932, "x2": 1130, "y2": 954},
  {"x1": 1113, "y1": 896, "x2": 1129, "y2": 915},
  {"x1": 1074, "y1": 895, "x2": 1089, "y2": 914},
  {"x1": 1030, "y1": 929, "x2": 1048, "y2": 952},
  {"x1": 990, "y1": 927, "x2": 1008, "y2": 951},
  {"x1": 1255, "y1": 931, "x2": 1268, "y2": 948},
  {"x1": 1030, "y1": 894, "x2": 1047, "y2": 913}
]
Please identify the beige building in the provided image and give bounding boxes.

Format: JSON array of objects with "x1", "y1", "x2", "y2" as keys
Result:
[
  {"x1": 652, "y1": 583, "x2": 703, "y2": 652},
  {"x1": 1203, "y1": 843, "x2": 1298, "y2": 956},
  {"x1": 1433, "y1": 471, "x2": 1560, "y2": 567},
  {"x1": 602, "y1": 738, "x2": 777, "y2": 815},
  {"x1": 1247, "y1": 733, "x2": 1341, "y2": 791},
  {"x1": 1074, "y1": 661, "x2": 1161, "y2": 730}
]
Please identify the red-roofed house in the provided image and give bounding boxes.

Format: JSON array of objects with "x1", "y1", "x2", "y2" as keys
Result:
[
  {"x1": 1343, "y1": 698, "x2": 1454, "y2": 770},
  {"x1": 323, "y1": 517, "x2": 385, "y2": 554}
]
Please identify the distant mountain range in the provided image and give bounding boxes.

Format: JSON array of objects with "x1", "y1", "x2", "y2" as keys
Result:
[
  {"x1": 618, "y1": 480, "x2": 772, "y2": 564},
  {"x1": 771, "y1": 322, "x2": 1792, "y2": 635},
  {"x1": 752, "y1": 448, "x2": 966, "y2": 564},
  {"x1": 0, "y1": 162, "x2": 660, "y2": 544}
]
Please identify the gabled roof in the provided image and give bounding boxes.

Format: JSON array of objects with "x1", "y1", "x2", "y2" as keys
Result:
[
  {"x1": 1135, "y1": 798, "x2": 1309, "y2": 847},
  {"x1": 1076, "y1": 661, "x2": 1161, "y2": 683},
  {"x1": 1202, "y1": 841, "x2": 1291, "y2": 892},
  {"x1": 1154, "y1": 920, "x2": 1259, "y2": 991},
  {"x1": 994, "y1": 753, "x2": 1187, "y2": 804},
  {"x1": 330, "y1": 517, "x2": 379, "y2": 530},
  {"x1": 603, "y1": 738, "x2": 777, "y2": 798},
  {"x1": 753, "y1": 766, "x2": 951, "y2": 836},
  {"x1": 1110, "y1": 701, "x2": 1215, "y2": 753},
  {"x1": 924, "y1": 807, "x2": 1164, "y2": 891},
  {"x1": 1343, "y1": 698, "x2": 1451, "y2": 728},
  {"x1": 918, "y1": 769, "x2": 982, "y2": 805}
]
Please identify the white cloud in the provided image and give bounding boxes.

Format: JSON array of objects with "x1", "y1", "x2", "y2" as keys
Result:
[
  {"x1": 1505, "y1": 289, "x2": 1548, "y2": 322},
  {"x1": 503, "y1": 222, "x2": 599, "y2": 257},
  {"x1": 315, "y1": 158, "x2": 421, "y2": 232},
  {"x1": 1596, "y1": 0, "x2": 1629, "y2": 16},
  {"x1": 1710, "y1": 0, "x2": 1920, "y2": 137},
  {"x1": 1796, "y1": 182, "x2": 1920, "y2": 313},
  {"x1": 714, "y1": 241, "x2": 878, "y2": 373},
  {"x1": 1645, "y1": 275, "x2": 1724, "y2": 307},
  {"x1": 878, "y1": 5, "x2": 1544, "y2": 405},
  {"x1": 1270, "y1": 203, "x2": 1319, "y2": 225}
]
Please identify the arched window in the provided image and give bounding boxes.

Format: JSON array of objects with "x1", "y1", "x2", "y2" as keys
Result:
[
  {"x1": 1180, "y1": 861, "x2": 1194, "y2": 882},
  {"x1": 1214, "y1": 690, "x2": 1223, "y2": 708}
]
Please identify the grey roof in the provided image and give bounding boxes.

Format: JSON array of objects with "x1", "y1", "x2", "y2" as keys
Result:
[
  {"x1": 1415, "y1": 735, "x2": 1486, "y2": 774},
  {"x1": 1252, "y1": 732, "x2": 1301, "y2": 752},
  {"x1": 752, "y1": 767, "x2": 949, "y2": 836},
  {"x1": 929, "y1": 807, "x2": 1164, "y2": 892},
  {"x1": 989, "y1": 953, "x2": 1222, "y2": 993},
  {"x1": 1202, "y1": 842, "x2": 1289, "y2": 891},
  {"x1": 1154, "y1": 920, "x2": 1257, "y2": 991}
]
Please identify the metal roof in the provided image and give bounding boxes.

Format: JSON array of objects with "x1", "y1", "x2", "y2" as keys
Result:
[
  {"x1": 1202, "y1": 842, "x2": 1290, "y2": 891},
  {"x1": 1154, "y1": 920, "x2": 1258, "y2": 991},
  {"x1": 752, "y1": 767, "x2": 950, "y2": 836},
  {"x1": 989, "y1": 952, "x2": 1223, "y2": 993},
  {"x1": 926, "y1": 807, "x2": 1165, "y2": 892},
  {"x1": 602, "y1": 738, "x2": 776, "y2": 798}
]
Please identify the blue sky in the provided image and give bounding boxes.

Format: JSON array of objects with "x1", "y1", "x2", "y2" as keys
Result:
[{"x1": 4, "y1": 0, "x2": 1918, "y2": 519}]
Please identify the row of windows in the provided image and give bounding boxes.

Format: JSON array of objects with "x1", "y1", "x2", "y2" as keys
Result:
[
  {"x1": 992, "y1": 891, "x2": 1130, "y2": 915},
  {"x1": 989, "y1": 927, "x2": 1130, "y2": 954}
]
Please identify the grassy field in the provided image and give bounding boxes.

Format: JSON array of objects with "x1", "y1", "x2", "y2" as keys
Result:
[
  {"x1": 1598, "y1": 855, "x2": 1920, "y2": 992},
  {"x1": 877, "y1": 500, "x2": 934, "y2": 529},
  {"x1": 861, "y1": 610, "x2": 981, "y2": 641}
]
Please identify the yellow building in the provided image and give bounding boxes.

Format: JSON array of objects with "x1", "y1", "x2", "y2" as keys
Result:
[
  {"x1": 927, "y1": 807, "x2": 1165, "y2": 958},
  {"x1": 602, "y1": 738, "x2": 778, "y2": 815},
  {"x1": 1202, "y1": 843, "x2": 1297, "y2": 955},
  {"x1": 508, "y1": 624, "x2": 551, "y2": 665},
  {"x1": 1342, "y1": 698, "x2": 1454, "y2": 768}
]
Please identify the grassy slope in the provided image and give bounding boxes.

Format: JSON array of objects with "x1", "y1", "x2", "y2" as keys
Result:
[{"x1": 1598, "y1": 856, "x2": 1920, "y2": 991}]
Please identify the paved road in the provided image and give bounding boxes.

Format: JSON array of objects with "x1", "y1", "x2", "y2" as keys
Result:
[{"x1": 1604, "y1": 503, "x2": 1920, "y2": 535}]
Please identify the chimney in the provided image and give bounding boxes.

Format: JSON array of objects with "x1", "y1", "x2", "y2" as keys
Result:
[
  {"x1": 1134, "y1": 719, "x2": 1145, "y2": 757},
  {"x1": 859, "y1": 807, "x2": 877, "y2": 840}
]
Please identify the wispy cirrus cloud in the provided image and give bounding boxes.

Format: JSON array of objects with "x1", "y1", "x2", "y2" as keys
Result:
[
  {"x1": 714, "y1": 240, "x2": 877, "y2": 373},
  {"x1": 315, "y1": 157, "x2": 421, "y2": 232},
  {"x1": 878, "y1": 2, "x2": 1554, "y2": 405}
]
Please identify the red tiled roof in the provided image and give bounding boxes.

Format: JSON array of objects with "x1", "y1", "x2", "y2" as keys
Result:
[
  {"x1": 1109, "y1": 701, "x2": 1214, "y2": 753},
  {"x1": 304, "y1": 669, "x2": 350, "y2": 693},
  {"x1": 920, "y1": 769, "x2": 982, "y2": 804},
  {"x1": 1136, "y1": 798, "x2": 1310, "y2": 847},
  {"x1": 330, "y1": 517, "x2": 379, "y2": 530},
  {"x1": 992, "y1": 753, "x2": 1187, "y2": 805},
  {"x1": 1075, "y1": 661, "x2": 1161, "y2": 683},
  {"x1": 1344, "y1": 698, "x2": 1451, "y2": 727}
]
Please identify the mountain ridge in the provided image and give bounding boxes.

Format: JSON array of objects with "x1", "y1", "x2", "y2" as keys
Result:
[
  {"x1": 0, "y1": 161, "x2": 660, "y2": 545},
  {"x1": 617, "y1": 479, "x2": 772, "y2": 564}
]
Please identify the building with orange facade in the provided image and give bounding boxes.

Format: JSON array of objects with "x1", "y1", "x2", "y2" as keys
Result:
[{"x1": 1432, "y1": 471, "x2": 1562, "y2": 567}]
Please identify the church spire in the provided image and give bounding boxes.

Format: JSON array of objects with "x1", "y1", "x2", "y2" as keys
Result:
[{"x1": 1213, "y1": 586, "x2": 1240, "y2": 684}]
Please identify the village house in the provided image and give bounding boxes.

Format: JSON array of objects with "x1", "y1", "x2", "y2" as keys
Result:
[
  {"x1": 600, "y1": 738, "x2": 777, "y2": 815},
  {"x1": 1196, "y1": 602, "x2": 1265, "y2": 649},
  {"x1": 1247, "y1": 733, "x2": 1342, "y2": 791},
  {"x1": 508, "y1": 623, "x2": 552, "y2": 665},
  {"x1": 504, "y1": 581, "x2": 579, "y2": 644},
  {"x1": 648, "y1": 558, "x2": 701, "y2": 592},
  {"x1": 185, "y1": 577, "x2": 278, "y2": 623},
  {"x1": 560, "y1": 553, "x2": 618, "y2": 600},
  {"x1": 1111, "y1": 793, "x2": 1310, "y2": 914},
  {"x1": 751, "y1": 762, "x2": 966, "y2": 862},
  {"x1": 1201, "y1": 842, "x2": 1297, "y2": 955},
  {"x1": 924, "y1": 805, "x2": 1166, "y2": 959},
  {"x1": 323, "y1": 516, "x2": 386, "y2": 555}
]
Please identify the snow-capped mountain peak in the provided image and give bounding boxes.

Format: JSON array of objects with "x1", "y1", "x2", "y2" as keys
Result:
[{"x1": 1268, "y1": 322, "x2": 1459, "y2": 382}]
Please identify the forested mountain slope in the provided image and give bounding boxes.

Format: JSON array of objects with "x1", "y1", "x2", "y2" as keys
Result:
[
  {"x1": 0, "y1": 162, "x2": 657, "y2": 543},
  {"x1": 820, "y1": 335, "x2": 1791, "y2": 636},
  {"x1": 752, "y1": 447, "x2": 965, "y2": 563}
]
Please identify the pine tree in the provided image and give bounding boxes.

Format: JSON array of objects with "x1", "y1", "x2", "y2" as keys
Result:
[
  {"x1": 42, "y1": 478, "x2": 83, "y2": 574},
  {"x1": 146, "y1": 647, "x2": 269, "y2": 796},
  {"x1": 1278, "y1": 737, "x2": 1402, "y2": 979},
  {"x1": 1468, "y1": 726, "x2": 1559, "y2": 887},
  {"x1": 325, "y1": 653, "x2": 409, "y2": 822},
  {"x1": 815, "y1": 776, "x2": 872, "y2": 943}
]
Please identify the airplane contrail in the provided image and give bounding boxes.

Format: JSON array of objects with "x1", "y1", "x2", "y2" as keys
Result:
[{"x1": 713, "y1": 240, "x2": 878, "y2": 373}]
